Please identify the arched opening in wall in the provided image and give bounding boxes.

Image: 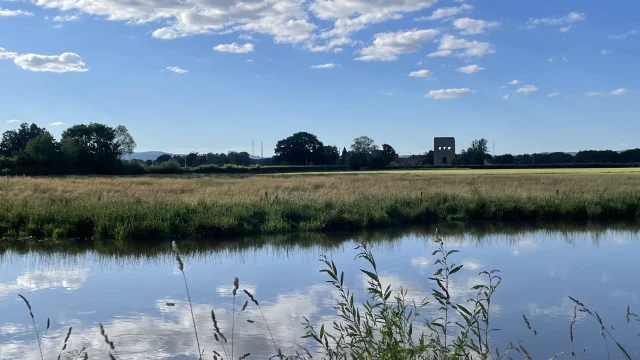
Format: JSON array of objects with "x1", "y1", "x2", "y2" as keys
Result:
[{"x1": 442, "y1": 156, "x2": 448, "y2": 164}]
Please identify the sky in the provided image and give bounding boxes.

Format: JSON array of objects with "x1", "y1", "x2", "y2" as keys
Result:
[{"x1": 0, "y1": 0, "x2": 638, "y2": 156}]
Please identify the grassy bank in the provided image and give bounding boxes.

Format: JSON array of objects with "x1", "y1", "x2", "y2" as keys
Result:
[{"x1": 1, "y1": 171, "x2": 640, "y2": 241}]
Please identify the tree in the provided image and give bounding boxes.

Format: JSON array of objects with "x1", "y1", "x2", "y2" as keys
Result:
[
  {"x1": 186, "y1": 153, "x2": 199, "y2": 167},
  {"x1": 457, "y1": 138, "x2": 489, "y2": 165},
  {"x1": 114, "y1": 125, "x2": 136, "y2": 157},
  {"x1": 424, "y1": 150, "x2": 434, "y2": 165},
  {"x1": 16, "y1": 134, "x2": 61, "y2": 174},
  {"x1": 493, "y1": 154, "x2": 515, "y2": 164},
  {"x1": 227, "y1": 151, "x2": 251, "y2": 166},
  {"x1": 380, "y1": 144, "x2": 397, "y2": 164},
  {"x1": 340, "y1": 147, "x2": 350, "y2": 166},
  {"x1": 1, "y1": 123, "x2": 51, "y2": 157},
  {"x1": 275, "y1": 132, "x2": 325, "y2": 165},
  {"x1": 323, "y1": 146, "x2": 340, "y2": 165},
  {"x1": 351, "y1": 136, "x2": 378, "y2": 155},
  {"x1": 61, "y1": 123, "x2": 126, "y2": 173},
  {"x1": 156, "y1": 154, "x2": 172, "y2": 163}
]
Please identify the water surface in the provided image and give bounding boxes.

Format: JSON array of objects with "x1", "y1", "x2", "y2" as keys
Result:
[{"x1": 1, "y1": 224, "x2": 640, "y2": 359}]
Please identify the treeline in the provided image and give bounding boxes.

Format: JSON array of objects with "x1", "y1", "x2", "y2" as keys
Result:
[
  {"x1": 0, "y1": 122, "x2": 135, "y2": 175},
  {"x1": 3, "y1": 124, "x2": 640, "y2": 176}
]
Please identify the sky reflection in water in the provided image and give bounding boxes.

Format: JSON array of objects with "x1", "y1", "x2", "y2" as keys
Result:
[{"x1": 1, "y1": 225, "x2": 640, "y2": 359}]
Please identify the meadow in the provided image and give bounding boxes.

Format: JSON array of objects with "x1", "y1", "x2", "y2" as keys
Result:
[{"x1": 1, "y1": 168, "x2": 640, "y2": 241}]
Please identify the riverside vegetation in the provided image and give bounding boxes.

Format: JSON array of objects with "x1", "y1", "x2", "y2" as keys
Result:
[
  {"x1": 2, "y1": 172, "x2": 640, "y2": 241},
  {"x1": 15, "y1": 239, "x2": 639, "y2": 359}
]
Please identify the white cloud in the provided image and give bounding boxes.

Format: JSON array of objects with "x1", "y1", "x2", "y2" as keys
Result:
[
  {"x1": 610, "y1": 88, "x2": 627, "y2": 96},
  {"x1": 213, "y1": 43, "x2": 254, "y2": 54},
  {"x1": 502, "y1": 95, "x2": 509, "y2": 99},
  {"x1": 601, "y1": 49, "x2": 611, "y2": 55},
  {"x1": 526, "y1": 12, "x2": 585, "y2": 28},
  {"x1": 355, "y1": 28, "x2": 439, "y2": 62},
  {"x1": 409, "y1": 69, "x2": 432, "y2": 78},
  {"x1": 311, "y1": 0, "x2": 437, "y2": 39},
  {"x1": 13, "y1": 52, "x2": 88, "y2": 73},
  {"x1": 562, "y1": 56, "x2": 568, "y2": 63},
  {"x1": 311, "y1": 63, "x2": 335, "y2": 69},
  {"x1": 0, "y1": 8, "x2": 33, "y2": 16},
  {"x1": 53, "y1": 14, "x2": 79, "y2": 22},
  {"x1": 49, "y1": 121, "x2": 65, "y2": 126},
  {"x1": 586, "y1": 91, "x2": 602, "y2": 97},
  {"x1": 165, "y1": 66, "x2": 188, "y2": 74},
  {"x1": 608, "y1": 30, "x2": 636, "y2": 40},
  {"x1": 53, "y1": 24, "x2": 63, "y2": 29},
  {"x1": 432, "y1": 34, "x2": 495, "y2": 58},
  {"x1": 427, "y1": 49, "x2": 451, "y2": 57},
  {"x1": 414, "y1": 4, "x2": 472, "y2": 21},
  {"x1": 516, "y1": 84, "x2": 538, "y2": 94},
  {"x1": 411, "y1": 256, "x2": 430, "y2": 268},
  {"x1": 381, "y1": 91, "x2": 394, "y2": 96},
  {"x1": 425, "y1": 88, "x2": 473, "y2": 100},
  {"x1": 547, "y1": 92, "x2": 560, "y2": 97},
  {"x1": 0, "y1": 269, "x2": 89, "y2": 297},
  {"x1": 6, "y1": 119, "x2": 20, "y2": 123},
  {"x1": 453, "y1": 18, "x2": 499, "y2": 35},
  {"x1": 456, "y1": 64, "x2": 484, "y2": 74},
  {"x1": 559, "y1": 25, "x2": 572, "y2": 32},
  {"x1": 548, "y1": 57, "x2": 553, "y2": 62},
  {"x1": 238, "y1": 34, "x2": 253, "y2": 41},
  {"x1": 0, "y1": 47, "x2": 18, "y2": 59},
  {"x1": 507, "y1": 80, "x2": 522, "y2": 85},
  {"x1": 306, "y1": 36, "x2": 353, "y2": 53}
]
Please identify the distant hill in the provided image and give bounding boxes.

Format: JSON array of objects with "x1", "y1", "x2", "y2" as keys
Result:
[{"x1": 123, "y1": 151, "x2": 172, "y2": 161}]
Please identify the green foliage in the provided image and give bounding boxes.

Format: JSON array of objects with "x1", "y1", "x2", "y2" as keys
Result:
[
  {"x1": 275, "y1": 132, "x2": 327, "y2": 165},
  {"x1": 304, "y1": 241, "x2": 508, "y2": 360},
  {"x1": 456, "y1": 139, "x2": 489, "y2": 165},
  {"x1": 61, "y1": 123, "x2": 124, "y2": 174},
  {"x1": 114, "y1": 125, "x2": 136, "y2": 157},
  {"x1": 1, "y1": 123, "x2": 51, "y2": 157}
]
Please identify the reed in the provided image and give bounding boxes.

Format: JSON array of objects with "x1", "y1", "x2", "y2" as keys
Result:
[{"x1": 1, "y1": 173, "x2": 640, "y2": 241}]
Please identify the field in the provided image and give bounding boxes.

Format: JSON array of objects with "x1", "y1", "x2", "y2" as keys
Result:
[{"x1": 1, "y1": 168, "x2": 640, "y2": 241}]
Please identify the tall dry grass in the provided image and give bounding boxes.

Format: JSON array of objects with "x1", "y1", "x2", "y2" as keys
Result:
[{"x1": 1, "y1": 173, "x2": 640, "y2": 240}]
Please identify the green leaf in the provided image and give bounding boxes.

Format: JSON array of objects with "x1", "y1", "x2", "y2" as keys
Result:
[
  {"x1": 614, "y1": 341, "x2": 632, "y2": 360},
  {"x1": 449, "y1": 265, "x2": 463, "y2": 275},
  {"x1": 320, "y1": 324, "x2": 325, "y2": 339},
  {"x1": 361, "y1": 270, "x2": 379, "y2": 282},
  {"x1": 447, "y1": 250, "x2": 460, "y2": 256}
]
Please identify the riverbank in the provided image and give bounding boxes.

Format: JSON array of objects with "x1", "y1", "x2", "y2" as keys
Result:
[{"x1": 1, "y1": 171, "x2": 640, "y2": 241}]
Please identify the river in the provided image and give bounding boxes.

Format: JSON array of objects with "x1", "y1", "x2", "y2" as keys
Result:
[{"x1": 1, "y1": 223, "x2": 639, "y2": 359}]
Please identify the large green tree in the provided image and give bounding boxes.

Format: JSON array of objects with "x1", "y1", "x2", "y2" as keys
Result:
[
  {"x1": 61, "y1": 123, "x2": 128, "y2": 173},
  {"x1": 457, "y1": 138, "x2": 489, "y2": 165},
  {"x1": 275, "y1": 132, "x2": 326, "y2": 165},
  {"x1": 1, "y1": 123, "x2": 51, "y2": 157},
  {"x1": 16, "y1": 134, "x2": 62, "y2": 174}
]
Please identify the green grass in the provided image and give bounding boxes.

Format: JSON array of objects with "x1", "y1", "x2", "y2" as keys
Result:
[{"x1": 1, "y1": 171, "x2": 640, "y2": 241}]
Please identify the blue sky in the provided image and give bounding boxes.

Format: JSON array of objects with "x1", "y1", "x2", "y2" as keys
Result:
[{"x1": 1, "y1": 0, "x2": 638, "y2": 156}]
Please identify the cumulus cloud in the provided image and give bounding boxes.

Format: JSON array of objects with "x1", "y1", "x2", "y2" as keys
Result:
[
  {"x1": 502, "y1": 95, "x2": 509, "y2": 99},
  {"x1": 0, "y1": 8, "x2": 33, "y2": 16},
  {"x1": 6, "y1": 119, "x2": 20, "y2": 123},
  {"x1": 586, "y1": 91, "x2": 602, "y2": 97},
  {"x1": 414, "y1": 4, "x2": 472, "y2": 21},
  {"x1": 559, "y1": 25, "x2": 572, "y2": 32},
  {"x1": 381, "y1": 91, "x2": 394, "y2": 96},
  {"x1": 601, "y1": 49, "x2": 611, "y2": 55},
  {"x1": 507, "y1": 80, "x2": 522, "y2": 85},
  {"x1": 0, "y1": 47, "x2": 18, "y2": 59},
  {"x1": 610, "y1": 88, "x2": 627, "y2": 96},
  {"x1": 429, "y1": 34, "x2": 495, "y2": 58},
  {"x1": 311, "y1": 0, "x2": 437, "y2": 39},
  {"x1": 608, "y1": 30, "x2": 636, "y2": 40},
  {"x1": 427, "y1": 49, "x2": 451, "y2": 57},
  {"x1": 526, "y1": 12, "x2": 585, "y2": 28},
  {"x1": 355, "y1": 28, "x2": 439, "y2": 61},
  {"x1": 50, "y1": 121, "x2": 65, "y2": 126},
  {"x1": 516, "y1": 84, "x2": 538, "y2": 94},
  {"x1": 456, "y1": 64, "x2": 484, "y2": 74},
  {"x1": 165, "y1": 66, "x2": 188, "y2": 74},
  {"x1": 409, "y1": 69, "x2": 432, "y2": 78},
  {"x1": 453, "y1": 18, "x2": 499, "y2": 35},
  {"x1": 425, "y1": 88, "x2": 473, "y2": 100},
  {"x1": 311, "y1": 63, "x2": 335, "y2": 69},
  {"x1": 13, "y1": 52, "x2": 88, "y2": 72},
  {"x1": 547, "y1": 92, "x2": 560, "y2": 97},
  {"x1": 53, "y1": 14, "x2": 79, "y2": 22},
  {"x1": 213, "y1": 43, "x2": 254, "y2": 54}
]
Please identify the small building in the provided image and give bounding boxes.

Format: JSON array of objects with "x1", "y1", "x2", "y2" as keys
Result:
[{"x1": 434, "y1": 137, "x2": 455, "y2": 166}]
